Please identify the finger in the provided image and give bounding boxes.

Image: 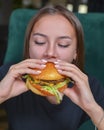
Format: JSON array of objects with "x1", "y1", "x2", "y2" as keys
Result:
[
  {"x1": 54, "y1": 60, "x2": 81, "y2": 72},
  {"x1": 55, "y1": 64, "x2": 83, "y2": 79},
  {"x1": 57, "y1": 69, "x2": 80, "y2": 84},
  {"x1": 9, "y1": 59, "x2": 47, "y2": 71},
  {"x1": 63, "y1": 87, "x2": 76, "y2": 98},
  {"x1": 22, "y1": 58, "x2": 47, "y2": 64},
  {"x1": 8, "y1": 67, "x2": 42, "y2": 79},
  {"x1": 46, "y1": 58, "x2": 58, "y2": 63},
  {"x1": 63, "y1": 87, "x2": 81, "y2": 106},
  {"x1": 54, "y1": 60, "x2": 86, "y2": 80},
  {"x1": 57, "y1": 67, "x2": 88, "y2": 90}
]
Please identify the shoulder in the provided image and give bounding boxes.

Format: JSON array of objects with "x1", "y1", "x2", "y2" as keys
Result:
[
  {"x1": 0, "y1": 62, "x2": 13, "y2": 80},
  {"x1": 88, "y1": 75, "x2": 104, "y2": 107},
  {"x1": 88, "y1": 75, "x2": 104, "y2": 89}
]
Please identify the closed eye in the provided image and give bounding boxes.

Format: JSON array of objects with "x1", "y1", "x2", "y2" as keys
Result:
[
  {"x1": 58, "y1": 44, "x2": 70, "y2": 48},
  {"x1": 34, "y1": 41, "x2": 46, "y2": 45}
]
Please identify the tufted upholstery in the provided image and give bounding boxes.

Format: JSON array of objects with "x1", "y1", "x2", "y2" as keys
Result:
[{"x1": 3, "y1": 9, "x2": 104, "y2": 130}]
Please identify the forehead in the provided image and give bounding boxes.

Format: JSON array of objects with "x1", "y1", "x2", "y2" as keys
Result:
[{"x1": 32, "y1": 14, "x2": 76, "y2": 37}]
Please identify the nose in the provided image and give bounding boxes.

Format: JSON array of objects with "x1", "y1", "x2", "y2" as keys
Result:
[{"x1": 44, "y1": 43, "x2": 57, "y2": 59}]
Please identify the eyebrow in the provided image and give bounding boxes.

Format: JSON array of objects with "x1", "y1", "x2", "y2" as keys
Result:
[
  {"x1": 58, "y1": 36, "x2": 72, "y2": 40},
  {"x1": 33, "y1": 33, "x2": 47, "y2": 38},
  {"x1": 33, "y1": 33, "x2": 72, "y2": 40}
]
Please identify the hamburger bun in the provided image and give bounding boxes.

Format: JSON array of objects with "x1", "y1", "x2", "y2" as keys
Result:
[{"x1": 25, "y1": 62, "x2": 70, "y2": 103}]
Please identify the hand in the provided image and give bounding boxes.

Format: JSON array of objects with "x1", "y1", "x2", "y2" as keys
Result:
[
  {"x1": 0, "y1": 59, "x2": 46, "y2": 102},
  {"x1": 54, "y1": 60, "x2": 96, "y2": 111}
]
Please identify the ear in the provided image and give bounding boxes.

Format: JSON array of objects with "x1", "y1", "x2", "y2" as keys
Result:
[{"x1": 73, "y1": 50, "x2": 77, "y2": 60}]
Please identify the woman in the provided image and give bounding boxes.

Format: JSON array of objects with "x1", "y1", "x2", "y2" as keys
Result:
[{"x1": 0, "y1": 5, "x2": 104, "y2": 130}]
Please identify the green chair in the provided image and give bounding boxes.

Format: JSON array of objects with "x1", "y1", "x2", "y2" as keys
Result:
[{"x1": 3, "y1": 8, "x2": 104, "y2": 130}]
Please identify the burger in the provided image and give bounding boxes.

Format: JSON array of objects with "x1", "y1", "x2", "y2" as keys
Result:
[{"x1": 24, "y1": 62, "x2": 70, "y2": 103}]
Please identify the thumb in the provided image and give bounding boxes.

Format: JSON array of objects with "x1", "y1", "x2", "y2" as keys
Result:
[
  {"x1": 63, "y1": 88, "x2": 73, "y2": 98},
  {"x1": 63, "y1": 87, "x2": 79, "y2": 104}
]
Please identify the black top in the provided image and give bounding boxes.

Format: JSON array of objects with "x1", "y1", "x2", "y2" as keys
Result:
[{"x1": 0, "y1": 63, "x2": 104, "y2": 130}]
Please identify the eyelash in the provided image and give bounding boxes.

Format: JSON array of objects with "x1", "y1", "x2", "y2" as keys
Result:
[
  {"x1": 34, "y1": 41, "x2": 70, "y2": 48},
  {"x1": 34, "y1": 41, "x2": 45, "y2": 45},
  {"x1": 58, "y1": 44, "x2": 70, "y2": 48}
]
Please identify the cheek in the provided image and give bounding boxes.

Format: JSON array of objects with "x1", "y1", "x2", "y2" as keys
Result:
[
  {"x1": 57, "y1": 49, "x2": 76, "y2": 63},
  {"x1": 29, "y1": 46, "x2": 45, "y2": 59}
]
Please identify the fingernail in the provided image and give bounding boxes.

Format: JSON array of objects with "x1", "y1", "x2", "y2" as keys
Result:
[
  {"x1": 55, "y1": 65, "x2": 60, "y2": 68},
  {"x1": 37, "y1": 70, "x2": 41, "y2": 74},
  {"x1": 54, "y1": 61, "x2": 59, "y2": 64},
  {"x1": 54, "y1": 59, "x2": 61, "y2": 64},
  {"x1": 34, "y1": 70, "x2": 41, "y2": 74},
  {"x1": 57, "y1": 59, "x2": 61, "y2": 62},
  {"x1": 41, "y1": 59, "x2": 47, "y2": 63},
  {"x1": 41, "y1": 64, "x2": 46, "y2": 68},
  {"x1": 57, "y1": 69, "x2": 62, "y2": 73}
]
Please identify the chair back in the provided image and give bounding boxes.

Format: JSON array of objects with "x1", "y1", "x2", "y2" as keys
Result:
[{"x1": 3, "y1": 9, "x2": 104, "y2": 129}]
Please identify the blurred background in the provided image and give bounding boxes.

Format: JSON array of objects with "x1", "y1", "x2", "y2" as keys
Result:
[{"x1": 0, "y1": 0, "x2": 104, "y2": 130}]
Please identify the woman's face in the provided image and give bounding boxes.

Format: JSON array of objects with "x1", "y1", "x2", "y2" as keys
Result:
[{"x1": 29, "y1": 14, "x2": 77, "y2": 62}]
